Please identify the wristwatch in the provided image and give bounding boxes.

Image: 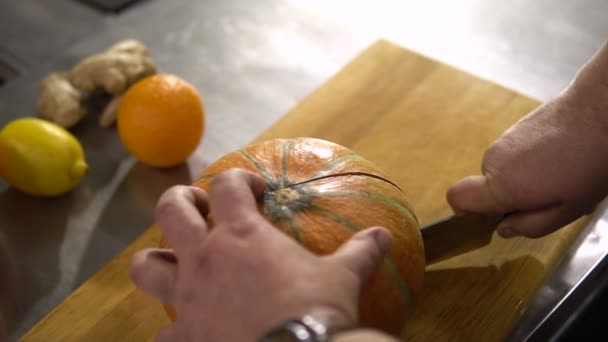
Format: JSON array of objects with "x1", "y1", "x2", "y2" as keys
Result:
[{"x1": 258, "y1": 312, "x2": 352, "y2": 342}]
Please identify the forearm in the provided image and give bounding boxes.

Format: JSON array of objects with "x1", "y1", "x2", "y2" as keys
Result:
[
  {"x1": 332, "y1": 329, "x2": 399, "y2": 342},
  {"x1": 564, "y1": 39, "x2": 608, "y2": 111},
  {"x1": 576, "y1": 39, "x2": 608, "y2": 88}
]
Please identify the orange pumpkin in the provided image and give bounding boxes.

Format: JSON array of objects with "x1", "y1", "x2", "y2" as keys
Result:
[{"x1": 159, "y1": 137, "x2": 425, "y2": 335}]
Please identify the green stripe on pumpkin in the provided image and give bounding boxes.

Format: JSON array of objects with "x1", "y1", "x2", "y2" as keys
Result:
[
  {"x1": 316, "y1": 190, "x2": 419, "y2": 226},
  {"x1": 238, "y1": 149, "x2": 275, "y2": 181},
  {"x1": 309, "y1": 204, "x2": 412, "y2": 307},
  {"x1": 194, "y1": 173, "x2": 216, "y2": 183},
  {"x1": 280, "y1": 140, "x2": 293, "y2": 187},
  {"x1": 287, "y1": 217, "x2": 303, "y2": 242},
  {"x1": 309, "y1": 205, "x2": 358, "y2": 232},
  {"x1": 312, "y1": 154, "x2": 367, "y2": 178},
  {"x1": 267, "y1": 213, "x2": 303, "y2": 243},
  {"x1": 383, "y1": 259, "x2": 412, "y2": 305}
]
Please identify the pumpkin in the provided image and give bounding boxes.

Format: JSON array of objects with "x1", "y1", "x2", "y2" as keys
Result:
[{"x1": 159, "y1": 137, "x2": 425, "y2": 335}]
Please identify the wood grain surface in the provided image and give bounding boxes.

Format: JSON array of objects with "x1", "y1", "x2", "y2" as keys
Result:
[{"x1": 21, "y1": 40, "x2": 588, "y2": 341}]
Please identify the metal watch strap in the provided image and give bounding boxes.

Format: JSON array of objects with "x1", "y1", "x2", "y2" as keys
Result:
[{"x1": 259, "y1": 312, "x2": 353, "y2": 342}]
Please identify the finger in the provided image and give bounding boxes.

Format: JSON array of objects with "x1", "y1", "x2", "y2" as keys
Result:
[
  {"x1": 130, "y1": 248, "x2": 178, "y2": 304},
  {"x1": 497, "y1": 204, "x2": 579, "y2": 238},
  {"x1": 329, "y1": 227, "x2": 392, "y2": 283},
  {"x1": 156, "y1": 186, "x2": 210, "y2": 252},
  {"x1": 447, "y1": 175, "x2": 512, "y2": 214},
  {"x1": 209, "y1": 168, "x2": 267, "y2": 225}
]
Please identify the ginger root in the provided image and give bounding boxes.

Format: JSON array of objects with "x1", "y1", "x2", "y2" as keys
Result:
[
  {"x1": 70, "y1": 39, "x2": 156, "y2": 95},
  {"x1": 99, "y1": 95, "x2": 121, "y2": 128},
  {"x1": 36, "y1": 73, "x2": 87, "y2": 128},
  {"x1": 37, "y1": 39, "x2": 156, "y2": 128}
]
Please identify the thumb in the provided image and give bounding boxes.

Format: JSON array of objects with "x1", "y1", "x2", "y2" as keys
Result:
[
  {"x1": 330, "y1": 227, "x2": 392, "y2": 282},
  {"x1": 447, "y1": 175, "x2": 512, "y2": 214}
]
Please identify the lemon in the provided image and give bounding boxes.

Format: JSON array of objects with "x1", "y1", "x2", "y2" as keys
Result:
[{"x1": 0, "y1": 117, "x2": 88, "y2": 196}]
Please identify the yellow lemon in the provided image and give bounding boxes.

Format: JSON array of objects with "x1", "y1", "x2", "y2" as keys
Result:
[{"x1": 0, "y1": 117, "x2": 88, "y2": 196}]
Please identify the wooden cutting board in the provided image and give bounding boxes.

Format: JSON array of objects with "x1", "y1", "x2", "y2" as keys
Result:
[{"x1": 21, "y1": 40, "x2": 588, "y2": 341}]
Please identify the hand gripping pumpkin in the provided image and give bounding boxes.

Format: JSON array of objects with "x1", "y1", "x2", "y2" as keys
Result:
[{"x1": 159, "y1": 137, "x2": 425, "y2": 335}]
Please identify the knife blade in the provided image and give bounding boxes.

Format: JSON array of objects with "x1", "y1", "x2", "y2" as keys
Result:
[{"x1": 421, "y1": 213, "x2": 503, "y2": 264}]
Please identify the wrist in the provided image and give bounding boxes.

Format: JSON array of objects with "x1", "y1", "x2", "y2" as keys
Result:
[
  {"x1": 559, "y1": 51, "x2": 608, "y2": 136},
  {"x1": 564, "y1": 40, "x2": 608, "y2": 113}
]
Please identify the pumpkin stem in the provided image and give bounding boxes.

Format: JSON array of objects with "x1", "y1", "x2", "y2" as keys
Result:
[{"x1": 275, "y1": 188, "x2": 300, "y2": 205}]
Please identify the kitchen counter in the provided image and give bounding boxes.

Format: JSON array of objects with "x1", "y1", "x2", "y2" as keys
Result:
[
  {"x1": 15, "y1": 40, "x2": 592, "y2": 341},
  {"x1": 1, "y1": 0, "x2": 607, "y2": 339}
]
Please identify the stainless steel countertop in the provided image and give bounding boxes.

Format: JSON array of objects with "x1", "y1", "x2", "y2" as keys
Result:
[{"x1": 0, "y1": 0, "x2": 607, "y2": 340}]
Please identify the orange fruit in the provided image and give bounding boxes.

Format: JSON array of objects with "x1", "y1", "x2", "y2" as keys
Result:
[{"x1": 117, "y1": 74, "x2": 205, "y2": 168}]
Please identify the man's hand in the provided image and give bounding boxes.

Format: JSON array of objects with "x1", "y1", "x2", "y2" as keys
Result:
[
  {"x1": 447, "y1": 40, "x2": 608, "y2": 238},
  {"x1": 130, "y1": 169, "x2": 392, "y2": 342}
]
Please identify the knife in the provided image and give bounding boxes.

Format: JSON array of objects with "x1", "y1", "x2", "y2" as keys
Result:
[{"x1": 421, "y1": 213, "x2": 503, "y2": 264}]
